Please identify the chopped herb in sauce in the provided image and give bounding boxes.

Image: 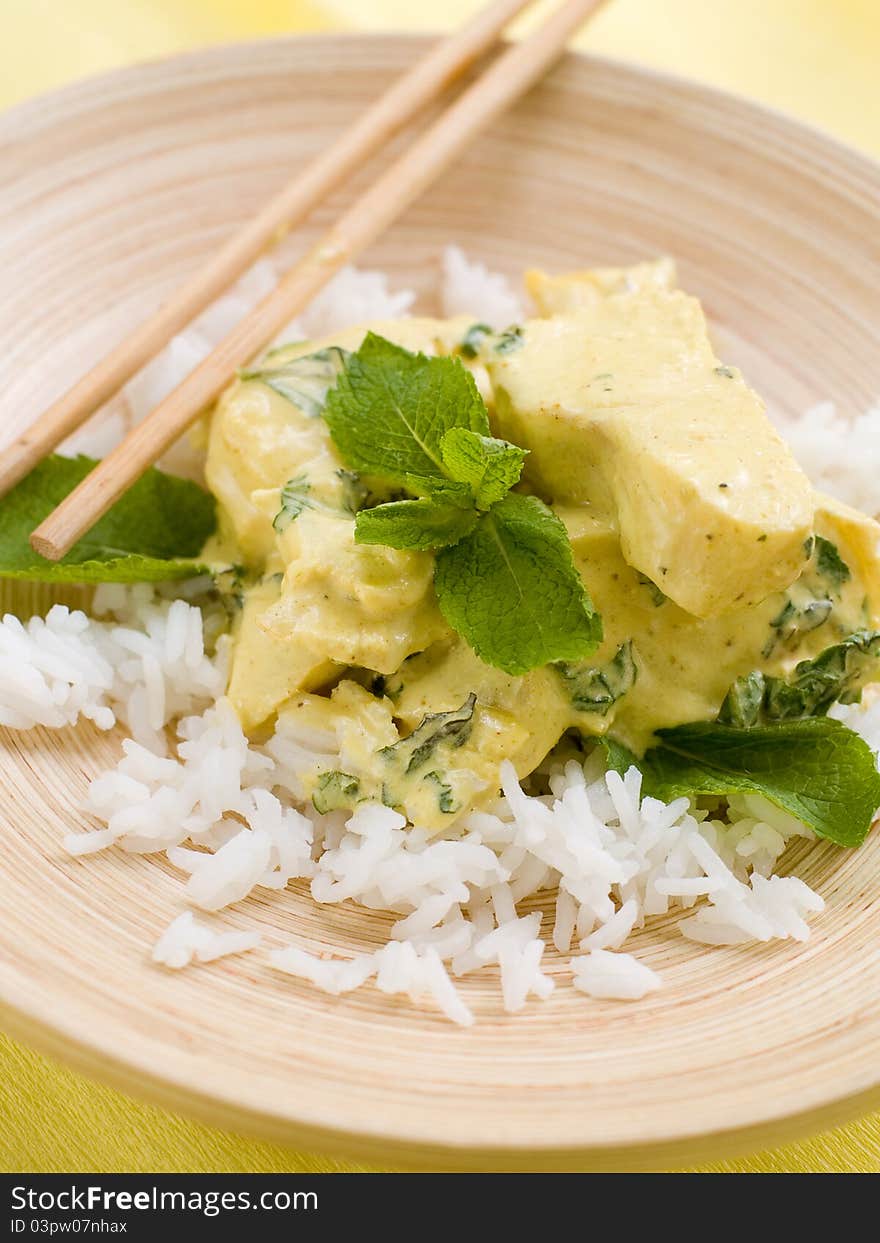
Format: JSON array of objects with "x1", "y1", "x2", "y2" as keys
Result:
[
  {"x1": 241, "y1": 345, "x2": 351, "y2": 417},
  {"x1": 762, "y1": 595, "x2": 833, "y2": 657},
  {"x1": 214, "y1": 563, "x2": 249, "y2": 614},
  {"x1": 425, "y1": 770, "x2": 459, "y2": 814},
  {"x1": 721, "y1": 630, "x2": 880, "y2": 726},
  {"x1": 555, "y1": 641, "x2": 637, "y2": 716},
  {"x1": 636, "y1": 573, "x2": 667, "y2": 607},
  {"x1": 273, "y1": 471, "x2": 368, "y2": 533},
  {"x1": 336, "y1": 469, "x2": 370, "y2": 516},
  {"x1": 760, "y1": 537, "x2": 854, "y2": 657},
  {"x1": 814, "y1": 535, "x2": 851, "y2": 592},
  {"x1": 273, "y1": 476, "x2": 312, "y2": 532},
  {"x1": 458, "y1": 322, "x2": 492, "y2": 359},
  {"x1": 379, "y1": 693, "x2": 477, "y2": 775},
  {"x1": 492, "y1": 326, "x2": 524, "y2": 355},
  {"x1": 312, "y1": 770, "x2": 360, "y2": 814}
]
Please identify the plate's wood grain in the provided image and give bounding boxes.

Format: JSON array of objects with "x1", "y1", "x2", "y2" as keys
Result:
[{"x1": 1, "y1": 36, "x2": 879, "y2": 1172}]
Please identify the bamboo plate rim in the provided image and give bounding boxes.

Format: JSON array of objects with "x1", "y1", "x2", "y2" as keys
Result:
[{"x1": 1, "y1": 35, "x2": 880, "y2": 1171}]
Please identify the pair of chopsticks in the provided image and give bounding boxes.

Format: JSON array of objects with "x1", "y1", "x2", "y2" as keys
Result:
[{"x1": 10, "y1": 0, "x2": 608, "y2": 562}]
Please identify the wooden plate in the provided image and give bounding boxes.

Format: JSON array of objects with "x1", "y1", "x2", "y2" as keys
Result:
[{"x1": 1, "y1": 36, "x2": 879, "y2": 1172}]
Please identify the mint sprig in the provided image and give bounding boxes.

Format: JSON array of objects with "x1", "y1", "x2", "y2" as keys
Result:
[
  {"x1": 602, "y1": 718, "x2": 880, "y2": 847},
  {"x1": 323, "y1": 334, "x2": 601, "y2": 675}
]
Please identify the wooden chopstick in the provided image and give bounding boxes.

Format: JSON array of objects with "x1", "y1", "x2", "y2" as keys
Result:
[
  {"x1": 0, "y1": 0, "x2": 534, "y2": 502},
  {"x1": 30, "y1": 0, "x2": 608, "y2": 562}
]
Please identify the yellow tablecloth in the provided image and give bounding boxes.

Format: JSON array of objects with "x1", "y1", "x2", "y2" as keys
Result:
[{"x1": 1, "y1": 0, "x2": 879, "y2": 1174}]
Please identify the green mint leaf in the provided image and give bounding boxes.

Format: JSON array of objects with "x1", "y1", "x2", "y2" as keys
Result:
[
  {"x1": 555, "y1": 641, "x2": 638, "y2": 716},
  {"x1": 439, "y1": 428, "x2": 527, "y2": 510},
  {"x1": 0, "y1": 455, "x2": 215, "y2": 582},
  {"x1": 355, "y1": 499, "x2": 479, "y2": 551},
  {"x1": 241, "y1": 346, "x2": 350, "y2": 417},
  {"x1": 642, "y1": 718, "x2": 880, "y2": 847},
  {"x1": 434, "y1": 493, "x2": 602, "y2": 675},
  {"x1": 323, "y1": 333, "x2": 489, "y2": 487}
]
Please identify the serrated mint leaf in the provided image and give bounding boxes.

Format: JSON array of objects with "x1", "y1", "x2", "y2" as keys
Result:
[
  {"x1": 241, "y1": 346, "x2": 350, "y2": 417},
  {"x1": 355, "y1": 498, "x2": 479, "y2": 551},
  {"x1": 324, "y1": 333, "x2": 490, "y2": 488},
  {"x1": 641, "y1": 718, "x2": 880, "y2": 847},
  {"x1": 440, "y1": 428, "x2": 527, "y2": 510},
  {"x1": 0, "y1": 455, "x2": 215, "y2": 583},
  {"x1": 434, "y1": 493, "x2": 602, "y2": 675}
]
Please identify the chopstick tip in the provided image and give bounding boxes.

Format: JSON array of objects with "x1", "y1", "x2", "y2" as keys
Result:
[{"x1": 29, "y1": 529, "x2": 66, "y2": 562}]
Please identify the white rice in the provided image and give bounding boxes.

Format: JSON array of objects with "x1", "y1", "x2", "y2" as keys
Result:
[
  {"x1": 572, "y1": 950, "x2": 662, "y2": 1000},
  {"x1": 776, "y1": 400, "x2": 880, "y2": 519},
  {"x1": 152, "y1": 911, "x2": 262, "y2": 969},
  {"x1": 9, "y1": 591, "x2": 868, "y2": 1025},
  {"x1": 4, "y1": 249, "x2": 880, "y2": 1025},
  {"x1": 441, "y1": 244, "x2": 526, "y2": 329}
]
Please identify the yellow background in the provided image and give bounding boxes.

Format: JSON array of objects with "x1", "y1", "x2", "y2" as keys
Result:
[{"x1": 1, "y1": 0, "x2": 879, "y2": 1173}]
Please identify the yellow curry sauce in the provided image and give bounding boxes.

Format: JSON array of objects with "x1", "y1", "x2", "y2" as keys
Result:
[{"x1": 203, "y1": 260, "x2": 880, "y2": 831}]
